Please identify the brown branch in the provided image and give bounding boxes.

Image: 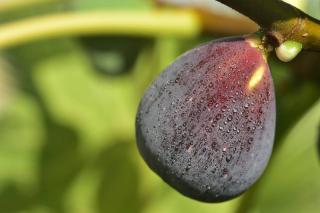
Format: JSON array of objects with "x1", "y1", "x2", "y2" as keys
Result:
[{"x1": 216, "y1": 0, "x2": 320, "y2": 51}]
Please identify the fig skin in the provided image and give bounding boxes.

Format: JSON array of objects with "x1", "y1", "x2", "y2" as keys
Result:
[{"x1": 136, "y1": 36, "x2": 276, "y2": 202}]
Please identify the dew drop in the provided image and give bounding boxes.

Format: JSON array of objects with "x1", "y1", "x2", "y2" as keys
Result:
[
  {"x1": 221, "y1": 105, "x2": 227, "y2": 112},
  {"x1": 227, "y1": 115, "x2": 233, "y2": 122}
]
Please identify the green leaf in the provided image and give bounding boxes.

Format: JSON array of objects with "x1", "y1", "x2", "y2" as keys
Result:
[
  {"x1": 0, "y1": 0, "x2": 68, "y2": 23},
  {"x1": 15, "y1": 39, "x2": 138, "y2": 149},
  {"x1": 95, "y1": 142, "x2": 141, "y2": 213},
  {"x1": 37, "y1": 121, "x2": 83, "y2": 211},
  {"x1": 64, "y1": 141, "x2": 141, "y2": 213},
  {"x1": 0, "y1": 94, "x2": 43, "y2": 186},
  {"x1": 0, "y1": 93, "x2": 43, "y2": 212},
  {"x1": 142, "y1": 181, "x2": 241, "y2": 213},
  {"x1": 306, "y1": 0, "x2": 320, "y2": 19},
  {"x1": 72, "y1": 0, "x2": 152, "y2": 11},
  {"x1": 246, "y1": 98, "x2": 320, "y2": 213},
  {"x1": 269, "y1": 58, "x2": 320, "y2": 144}
]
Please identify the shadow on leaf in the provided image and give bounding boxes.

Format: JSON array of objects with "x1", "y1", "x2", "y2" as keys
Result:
[
  {"x1": 95, "y1": 142, "x2": 141, "y2": 213},
  {"x1": 37, "y1": 121, "x2": 83, "y2": 213},
  {"x1": 0, "y1": 182, "x2": 36, "y2": 212}
]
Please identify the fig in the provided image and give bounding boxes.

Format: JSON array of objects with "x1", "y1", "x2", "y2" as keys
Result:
[{"x1": 136, "y1": 35, "x2": 276, "y2": 202}]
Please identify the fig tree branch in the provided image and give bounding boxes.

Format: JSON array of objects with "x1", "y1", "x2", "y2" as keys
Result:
[{"x1": 216, "y1": 0, "x2": 320, "y2": 51}]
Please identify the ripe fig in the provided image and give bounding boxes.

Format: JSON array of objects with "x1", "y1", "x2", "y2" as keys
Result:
[{"x1": 136, "y1": 35, "x2": 276, "y2": 202}]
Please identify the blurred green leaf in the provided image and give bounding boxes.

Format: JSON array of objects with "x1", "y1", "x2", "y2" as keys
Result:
[
  {"x1": 306, "y1": 0, "x2": 320, "y2": 19},
  {"x1": 245, "y1": 98, "x2": 320, "y2": 213},
  {"x1": 0, "y1": 182, "x2": 36, "y2": 212},
  {"x1": 0, "y1": 94, "x2": 43, "y2": 212},
  {"x1": 317, "y1": 125, "x2": 320, "y2": 161},
  {"x1": 32, "y1": 43, "x2": 137, "y2": 146},
  {"x1": 96, "y1": 142, "x2": 141, "y2": 213},
  {"x1": 7, "y1": 38, "x2": 137, "y2": 150},
  {"x1": 80, "y1": 36, "x2": 153, "y2": 76},
  {"x1": 0, "y1": 94, "x2": 43, "y2": 187},
  {"x1": 72, "y1": 0, "x2": 152, "y2": 10},
  {"x1": 269, "y1": 58, "x2": 320, "y2": 144},
  {"x1": 142, "y1": 181, "x2": 241, "y2": 213},
  {"x1": 0, "y1": 0, "x2": 68, "y2": 23},
  {"x1": 38, "y1": 121, "x2": 83, "y2": 212}
]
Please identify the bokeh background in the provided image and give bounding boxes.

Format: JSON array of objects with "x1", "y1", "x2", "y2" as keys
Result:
[{"x1": 0, "y1": 0, "x2": 319, "y2": 212}]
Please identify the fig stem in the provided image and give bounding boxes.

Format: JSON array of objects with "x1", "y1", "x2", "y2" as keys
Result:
[{"x1": 216, "y1": 0, "x2": 320, "y2": 51}]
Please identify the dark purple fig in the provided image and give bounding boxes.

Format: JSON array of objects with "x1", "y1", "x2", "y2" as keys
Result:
[{"x1": 136, "y1": 35, "x2": 276, "y2": 202}]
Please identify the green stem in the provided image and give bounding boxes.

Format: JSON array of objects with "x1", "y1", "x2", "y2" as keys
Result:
[
  {"x1": 0, "y1": 10, "x2": 201, "y2": 49},
  {"x1": 216, "y1": 0, "x2": 320, "y2": 51}
]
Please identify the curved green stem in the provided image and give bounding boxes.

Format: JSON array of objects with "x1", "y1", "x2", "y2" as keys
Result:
[
  {"x1": 216, "y1": 0, "x2": 320, "y2": 51},
  {"x1": 0, "y1": 10, "x2": 201, "y2": 49}
]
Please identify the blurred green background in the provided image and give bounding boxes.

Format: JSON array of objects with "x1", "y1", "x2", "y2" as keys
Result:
[{"x1": 0, "y1": 0, "x2": 319, "y2": 212}]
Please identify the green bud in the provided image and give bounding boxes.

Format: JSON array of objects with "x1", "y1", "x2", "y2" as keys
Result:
[{"x1": 275, "y1": 40, "x2": 303, "y2": 62}]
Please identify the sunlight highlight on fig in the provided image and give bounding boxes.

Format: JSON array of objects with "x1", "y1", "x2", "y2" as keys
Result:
[{"x1": 248, "y1": 65, "x2": 265, "y2": 90}]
